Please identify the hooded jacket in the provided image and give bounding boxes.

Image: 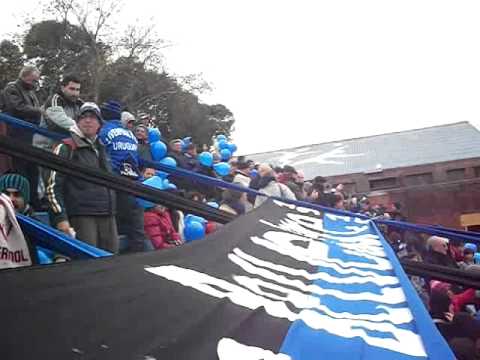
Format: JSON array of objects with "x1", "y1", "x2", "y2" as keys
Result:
[
  {"x1": 47, "y1": 125, "x2": 116, "y2": 225},
  {"x1": 33, "y1": 90, "x2": 83, "y2": 151},
  {"x1": 99, "y1": 120, "x2": 141, "y2": 179}
]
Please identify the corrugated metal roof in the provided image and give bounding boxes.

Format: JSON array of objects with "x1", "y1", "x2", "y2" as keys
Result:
[{"x1": 248, "y1": 122, "x2": 480, "y2": 179}]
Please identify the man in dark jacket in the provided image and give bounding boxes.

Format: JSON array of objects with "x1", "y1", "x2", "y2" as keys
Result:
[
  {"x1": 168, "y1": 139, "x2": 190, "y2": 169},
  {"x1": 3, "y1": 66, "x2": 42, "y2": 140},
  {"x1": 46, "y1": 103, "x2": 118, "y2": 253},
  {"x1": 3, "y1": 66, "x2": 42, "y2": 208},
  {"x1": 134, "y1": 123, "x2": 152, "y2": 163}
]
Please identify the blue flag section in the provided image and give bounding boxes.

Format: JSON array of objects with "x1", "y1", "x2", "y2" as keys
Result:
[
  {"x1": 278, "y1": 209, "x2": 453, "y2": 359},
  {"x1": 0, "y1": 199, "x2": 454, "y2": 360}
]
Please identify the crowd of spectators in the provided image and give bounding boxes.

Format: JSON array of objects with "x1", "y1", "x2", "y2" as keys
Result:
[{"x1": 1, "y1": 65, "x2": 415, "y2": 255}]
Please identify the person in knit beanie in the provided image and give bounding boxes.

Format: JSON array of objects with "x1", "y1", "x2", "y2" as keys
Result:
[
  {"x1": 121, "y1": 111, "x2": 136, "y2": 130},
  {"x1": 0, "y1": 173, "x2": 31, "y2": 214}
]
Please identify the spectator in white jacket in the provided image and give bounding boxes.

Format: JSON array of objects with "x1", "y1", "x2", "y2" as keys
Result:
[{"x1": 254, "y1": 164, "x2": 296, "y2": 208}]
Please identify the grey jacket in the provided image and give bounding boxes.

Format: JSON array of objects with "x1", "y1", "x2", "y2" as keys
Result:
[
  {"x1": 254, "y1": 178, "x2": 296, "y2": 208},
  {"x1": 33, "y1": 91, "x2": 82, "y2": 151}
]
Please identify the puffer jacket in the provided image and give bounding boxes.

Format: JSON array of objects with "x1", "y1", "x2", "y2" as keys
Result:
[
  {"x1": 47, "y1": 126, "x2": 116, "y2": 225},
  {"x1": 144, "y1": 209, "x2": 181, "y2": 249}
]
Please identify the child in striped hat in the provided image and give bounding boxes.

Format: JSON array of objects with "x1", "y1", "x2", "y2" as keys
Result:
[{"x1": 0, "y1": 173, "x2": 31, "y2": 215}]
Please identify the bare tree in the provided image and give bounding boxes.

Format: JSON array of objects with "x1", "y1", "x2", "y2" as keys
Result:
[
  {"x1": 46, "y1": 0, "x2": 122, "y2": 101},
  {"x1": 119, "y1": 22, "x2": 171, "y2": 70}
]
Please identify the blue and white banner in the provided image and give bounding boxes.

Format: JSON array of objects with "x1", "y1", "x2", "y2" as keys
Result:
[{"x1": 0, "y1": 199, "x2": 453, "y2": 359}]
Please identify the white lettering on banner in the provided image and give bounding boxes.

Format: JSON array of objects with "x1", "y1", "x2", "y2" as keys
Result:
[
  {"x1": 250, "y1": 234, "x2": 391, "y2": 278},
  {"x1": 217, "y1": 338, "x2": 292, "y2": 360},
  {"x1": 354, "y1": 217, "x2": 371, "y2": 225},
  {"x1": 324, "y1": 213, "x2": 371, "y2": 226},
  {"x1": 229, "y1": 253, "x2": 406, "y2": 307},
  {"x1": 232, "y1": 248, "x2": 399, "y2": 286},
  {"x1": 324, "y1": 213, "x2": 352, "y2": 223},
  {"x1": 146, "y1": 266, "x2": 426, "y2": 357},
  {"x1": 286, "y1": 213, "x2": 369, "y2": 236},
  {"x1": 273, "y1": 200, "x2": 296, "y2": 210},
  {"x1": 232, "y1": 273, "x2": 411, "y2": 323},
  {"x1": 252, "y1": 231, "x2": 393, "y2": 272},
  {"x1": 293, "y1": 206, "x2": 321, "y2": 217},
  {"x1": 260, "y1": 218, "x2": 376, "y2": 244}
]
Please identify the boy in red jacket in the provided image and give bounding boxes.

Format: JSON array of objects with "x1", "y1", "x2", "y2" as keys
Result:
[{"x1": 144, "y1": 204, "x2": 183, "y2": 250}]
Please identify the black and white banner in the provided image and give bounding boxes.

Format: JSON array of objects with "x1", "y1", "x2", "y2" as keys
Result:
[{"x1": 0, "y1": 200, "x2": 452, "y2": 359}]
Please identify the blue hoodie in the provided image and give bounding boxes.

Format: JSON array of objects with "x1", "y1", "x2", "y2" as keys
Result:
[{"x1": 99, "y1": 120, "x2": 141, "y2": 179}]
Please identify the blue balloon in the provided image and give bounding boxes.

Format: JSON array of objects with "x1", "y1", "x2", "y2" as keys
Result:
[
  {"x1": 250, "y1": 169, "x2": 259, "y2": 178},
  {"x1": 184, "y1": 221, "x2": 205, "y2": 242},
  {"x1": 155, "y1": 170, "x2": 169, "y2": 180},
  {"x1": 137, "y1": 175, "x2": 166, "y2": 208},
  {"x1": 220, "y1": 148, "x2": 232, "y2": 161},
  {"x1": 213, "y1": 162, "x2": 231, "y2": 176},
  {"x1": 207, "y1": 201, "x2": 219, "y2": 209},
  {"x1": 144, "y1": 175, "x2": 166, "y2": 189},
  {"x1": 198, "y1": 151, "x2": 214, "y2": 167},
  {"x1": 159, "y1": 156, "x2": 177, "y2": 168},
  {"x1": 227, "y1": 143, "x2": 238, "y2": 154},
  {"x1": 151, "y1": 141, "x2": 167, "y2": 161},
  {"x1": 148, "y1": 128, "x2": 161, "y2": 143},
  {"x1": 216, "y1": 134, "x2": 227, "y2": 142},
  {"x1": 217, "y1": 140, "x2": 229, "y2": 150},
  {"x1": 37, "y1": 248, "x2": 54, "y2": 264},
  {"x1": 186, "y1": 214, "x2": 208, "y2": 225}
]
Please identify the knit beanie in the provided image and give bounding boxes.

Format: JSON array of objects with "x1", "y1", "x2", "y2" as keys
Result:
[
  {"x1": 78, "y1": 102, "x2": 103, "y2": 124},
  {"x1": 0, "y1": 174, "x2": 30, "y2": 204},
  {"x1": 100, "y1": 100, "x2": 123, "y2": 121},
  {"x1": 121, "y1": 111, "x2": 136, "y2": 128}
]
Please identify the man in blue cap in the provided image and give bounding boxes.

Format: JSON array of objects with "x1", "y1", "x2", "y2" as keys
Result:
[{"x1": 99, "y1": 100, "x2": 147, "y2": 252}]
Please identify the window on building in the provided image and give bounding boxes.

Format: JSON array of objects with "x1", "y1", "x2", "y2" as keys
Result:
[
  {"x1": 369, "y1": 177, "x2": 397, "y2": 190},
  {"x1": 446, "y1": 168, "x2": 465, "y2": 181},
  {"x1": 474, "y1": 166, "x2": 480, "y2": 178},
  {"x1": 404, "y1": 173, "x2": 433, "y2": 186}
]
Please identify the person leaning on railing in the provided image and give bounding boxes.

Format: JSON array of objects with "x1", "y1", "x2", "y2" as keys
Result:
[{"x1": 46, "y1": 103, "x2": 118, "y2": 253}]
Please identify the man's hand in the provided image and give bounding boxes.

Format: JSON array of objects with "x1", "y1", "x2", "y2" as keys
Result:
[{"x1": 56, "y1": 220, "x2": 76, "y2": 237}]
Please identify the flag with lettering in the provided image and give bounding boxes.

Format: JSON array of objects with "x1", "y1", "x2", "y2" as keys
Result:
[{"x1": 0, "y1": 199, "x2": 453, "y2": 359}]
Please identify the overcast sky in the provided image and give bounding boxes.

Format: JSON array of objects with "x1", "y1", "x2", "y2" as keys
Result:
[{"x1": 2, "y1": 0, "x2": 480, "y2": 155}]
